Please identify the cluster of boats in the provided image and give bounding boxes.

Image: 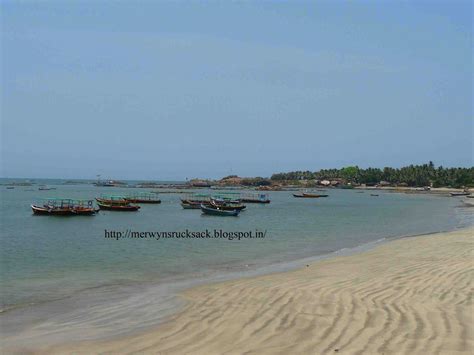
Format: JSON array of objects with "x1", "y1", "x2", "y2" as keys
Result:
[
  {"x1": 181, "y1": 193, "x2": 270, "y2": 216},
  {"x1": 31, "y1": 193, "x2": 161, "y2": 215},
  {"x1": 95, "y1": 193, "x2": 161, "y2": 211},
  {"x1": 31, "y1": 192, "x2": 271, "y2": 217}
]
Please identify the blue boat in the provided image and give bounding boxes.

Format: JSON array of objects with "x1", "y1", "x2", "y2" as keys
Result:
[{"x1": 200, "y1": 204, "x2": 240, "y2": 216}]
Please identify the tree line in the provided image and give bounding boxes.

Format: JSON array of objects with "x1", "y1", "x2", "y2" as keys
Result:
[{"x1": 270, "y1": 162, "x2": 474, "y2": 188}]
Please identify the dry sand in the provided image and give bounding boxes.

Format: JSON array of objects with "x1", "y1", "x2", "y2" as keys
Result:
[{"x1": 13, "y1": 228, "x2": 474, "y2": 354}]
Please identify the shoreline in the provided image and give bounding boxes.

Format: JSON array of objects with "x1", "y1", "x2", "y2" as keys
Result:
[{"x1": 3, "y1": 226, "x2": 472, "y2": 354}]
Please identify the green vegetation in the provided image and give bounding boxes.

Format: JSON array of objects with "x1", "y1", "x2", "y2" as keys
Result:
[{"x1": 270, "y1": 162, "x2": 474, "y2": 188}]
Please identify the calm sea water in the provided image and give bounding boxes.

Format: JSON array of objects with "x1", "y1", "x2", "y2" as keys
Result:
[{"x1": 0, "y1": 180, "x2": 472, "y2": 315}]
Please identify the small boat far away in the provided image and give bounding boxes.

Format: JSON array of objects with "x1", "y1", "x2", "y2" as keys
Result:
[
  {"x1": 125, "y1": 193, "x2": 161, "y2": 204},
  {"x1": 240, "y1": 193, "x2": 271, "y2": 204},
  {"x1": 293, "y1": 191, "x2": 329, "y2": 198}
]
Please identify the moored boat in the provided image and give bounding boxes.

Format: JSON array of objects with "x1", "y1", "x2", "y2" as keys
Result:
[
  {"x1": 181, "y1": 193, "x2": 211, "y2": 208},
  {"x1": 210, "y1": 198, "x2": 246, "y2": 211},
  {"x1": 293, "y1": 192, "x2": 329, "y2": 198},
  {"x1": 97, "y1": 202, "x2": 140, "y2": 211},
  {"x1": 450, "y1": 192, "x2": 470, "y2": 197},
  {"x1": 31, "y1": 204, "x2": 75, "y2": 215},
  {"x1": 200, "y1": 204, "x2": 240, "y2": 216},
  {"x1": 96, "y1": 196, "x2": 129, "y2": 205},
  {"x1": 181, "y1": 201, "x2": 202, "y2": 209},
  {"x1": 71, "y1": 199, "x2": 100, "y2": 215},
  {"x1": 125, "y1": 193, "x2": 161, "y2": 204},
  {"x1": 240, "y1": 193, "x2": 271, "y2": 204},
  {"x1": 31, "y1": 198, "x2": 98, "y2": 216}
]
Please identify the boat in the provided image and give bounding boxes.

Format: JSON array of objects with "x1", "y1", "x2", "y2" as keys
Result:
[
  {"x1": 31, "y1": 198, "x2": 98, "y2": 216},
  {"x1": 210, "y1": 192, "x2": 241, "y2": 204},
  {"x1": 70, "y1": 199, "x2": 100, "y2": 215},
  {"x1": 125, "y1": 193, "x2": 161, "y2": 204},
  {"x1": 200, "y1": 204, "x2": 240, "y2": 216},
  {"x1": 32, "y1": 204, "x2": 75, "y2": 215},
  {"x1": 210, "y1": 198, "x2": 246, "y2": 211},
  {"x1": 97, "y1": 202, "x2": 140, "y2": 211},
  {"x1": 370, "y1": 194, "x2": 379, "y2": 197},
  {"x1": 181, "y1": 193, "x2": 212, "y2": 207},
  {"x1": 181, "y1": 201, "x2": 202, "y2": 209},
  {"x1": 96, "y1": 196, "x2": 130, "y2": 205},
  {"x1": 38, "y1": 186, "x2": 56, "y2": 191},
  {"x1": 240, "y1": 193, "x2": 270, "y2": 204},
  {"x1": 450, "y1": 192, "x2": 470, "y2": 197},
  {"x1": 6, "y1": 186, "x2": 14, "y2": 189},
  {"x1": 293, "y1": 192, "x2": 329, "y2": 198}
]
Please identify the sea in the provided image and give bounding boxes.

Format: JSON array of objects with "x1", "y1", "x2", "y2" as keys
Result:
[{"x1": 0, "y1": 178, "x2": 472, "y2": 344}]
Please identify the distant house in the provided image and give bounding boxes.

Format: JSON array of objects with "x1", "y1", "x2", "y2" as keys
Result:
[{"x1": 320, "y1": 180, "x2": 331, "y2": 186}]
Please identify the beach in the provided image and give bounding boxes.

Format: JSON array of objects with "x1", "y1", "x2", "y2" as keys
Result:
[{"x1": 14, "y1": 227, "x2": 470, "y2": 355}]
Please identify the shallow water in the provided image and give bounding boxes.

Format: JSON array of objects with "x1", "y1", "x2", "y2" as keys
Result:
[{"x1": 1, "y1": 180, "x2": 472, "y2": 315}]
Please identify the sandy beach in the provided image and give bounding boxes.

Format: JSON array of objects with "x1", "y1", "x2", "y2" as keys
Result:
[{"x1": 12, "y1": 227, "x2": 468, "y2": 355}]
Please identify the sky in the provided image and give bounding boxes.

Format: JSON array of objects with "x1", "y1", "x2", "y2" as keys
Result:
[{"x1": 1, "y1": 1, "x2": 472, "y2": 180}]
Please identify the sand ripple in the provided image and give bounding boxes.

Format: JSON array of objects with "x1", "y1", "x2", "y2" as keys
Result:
[{"x1": 12, "y1": 229, "x2": 474, "y2": 354}]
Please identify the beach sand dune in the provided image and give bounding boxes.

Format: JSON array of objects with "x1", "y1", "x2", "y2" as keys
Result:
[{"x1": 15, "y1": 229, "x2": 474, "y2": 354}]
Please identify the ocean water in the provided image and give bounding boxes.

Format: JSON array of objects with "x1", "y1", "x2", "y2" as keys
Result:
[{"x1": 0, "y1": 180, "x2": 472, "y2": 342}]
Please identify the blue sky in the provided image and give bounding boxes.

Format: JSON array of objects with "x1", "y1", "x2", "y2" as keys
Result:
[{"x1": 1, "y1": 1, "x2": 472, "y2": 180}]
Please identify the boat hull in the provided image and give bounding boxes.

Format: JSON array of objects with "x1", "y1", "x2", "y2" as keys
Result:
[
  {"x1": 31, "y1": 205, "x2": 75, "y2": 216},
  {"x1": 73, "y1": 208, "x2": 100, "y2": 215},
  {"x1": 240, "y1": 199, "x2": 271, "y2": 204},
  {"x1": 200, "y1": 205, "x2": 240, "y2": 216},
  {"x1": 181, "y1": 202, "x2": 201, "y2": 209},
  {"x1": 125, "y1": 199, "x2": 161, "y2": 204},
  {"x1": 293, "y1": 194, "x2": 328, "y2": 198},
  {"x1": 97, "y1": 203, "x2": 140, "y2": 211},
  {"x1": 96, "y1": 198, "x2": 129, "y2": 205},
  {"x1": 450, "y1": 192, "x2": 470, "y2": 197}
]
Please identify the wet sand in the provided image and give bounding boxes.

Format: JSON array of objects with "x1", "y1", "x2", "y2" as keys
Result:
[{"x1": 8, "y1": 228, "x2": 467, "y2": 354}]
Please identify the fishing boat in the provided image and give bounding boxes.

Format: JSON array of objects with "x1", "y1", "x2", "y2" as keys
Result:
[
  {"x1": 293, "y1": 192, "x2": 329, "y2": 198},
  {"x1": 210, "y1": 192, "x2": 241, "y2": 204},
  {"x1": 31, "y1": 198, "x2": 98, "y2": 216},
  {"x1": 31, "y1": 205, "x2": 74, "y2": 215},
  {"x1": 210, "y1": 198, "x2": 246, "y2": 211},
  {"x1": 370, "y1": 194, "x2": 379, "y2": 197},
  {"x1": 181, "y1": 201, "x2": 202, "y2": 209},
  {"x1": 70, "y1": 199, "x2": 100, "y2": 215},
  {"x1": 200, "y1": 204, "x2": 240, "y2": 216},
  {"x1": 240, "y1": 193, "x2": 270, "y2": 204},
  {"x1": 181, "y1": 193, "x2": 211, "y2": 207},
  {"x1": 96, "y1": 196, "x2": 130, "y2": 205},
  {"x1": 450, "y1": 191, "x2": 470, "y2": 197},
  {"x1": 38, "y1": 186, "x2": 56, "y2": 191},
  {"x1": 125, "y1": 193, "x2": 161, "y2": 204},
  {"x1": 32, "y1": 199, "x2": 75, "y2": 215},
  {"x1": 97, "y1": 201, "x2": 140, "y2": 211},
  {"x1": 6, "y1": 186, "x2": 14, "y2": 189}
]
